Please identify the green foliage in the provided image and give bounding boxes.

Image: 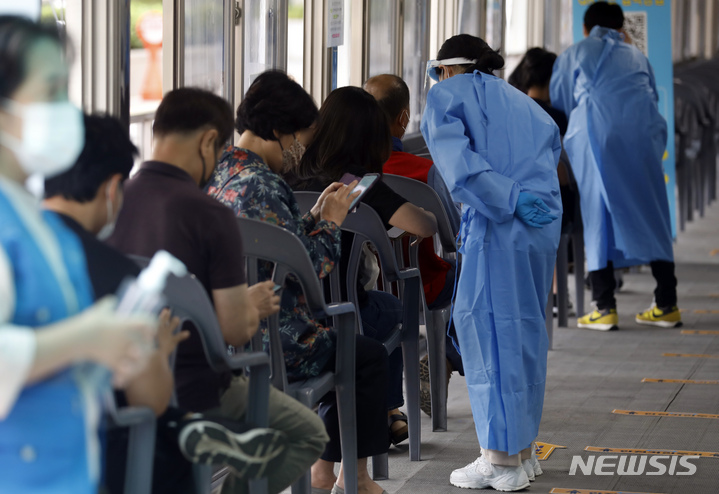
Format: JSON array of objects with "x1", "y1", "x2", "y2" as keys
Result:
[
  {"x1": 289, "y1": 3, "x2": 304, "y2": 20},
  {"x1": 131, "y1": 1, "x2": 163, "y2": 49}
]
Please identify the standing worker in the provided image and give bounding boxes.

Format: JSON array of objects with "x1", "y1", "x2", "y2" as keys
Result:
[
  {"x1": 421, "y1": 34, "x2": 562, "y2": 491},
  {"x1": 551, "y1": 1, "x2": 680, "y2": 330}
]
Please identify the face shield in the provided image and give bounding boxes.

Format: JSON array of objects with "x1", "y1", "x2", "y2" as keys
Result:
[{"x1": 424, "y1": 57, "x2": 478, "y2": 93}]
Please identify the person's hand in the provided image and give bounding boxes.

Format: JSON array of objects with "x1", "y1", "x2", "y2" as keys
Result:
[
  {"x1": 311, "y1": 182, "x2": 345, "y2": 221},
  {"x1": 515, "y1": 192, "x2": 558, "y2": 228},
  {"x1": 77, "y1": 296, "x2": 157, "y2": 388},
  {"x1": 320, "y1": 181, "x2": 362, "y2": 226},
  {"x1": 156, "y1": 308, "x2": 188, "y2": 358},
  {"x1": 248, "y1": 280, "x2": 281, "y2": 319}
]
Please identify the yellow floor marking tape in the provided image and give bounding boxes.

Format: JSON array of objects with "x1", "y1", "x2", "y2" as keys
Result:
[
  {"x1": 550, "y1": 489, "x2": 664, "y2": 494},
  {"x1": 613, "y1": 409, "x2": 719, "y2": 419},
  {"x1": 642, "y1": 378, "x2": 719, "y2": 384},
  {"x1": 681, "y1": 329, "x2": 719, "y2": 335},
  {"x1": 585, "y1": 446, "x2": 719, "y2": 458},
  {"x1": 535, "y1": 441, "x2": 566, "y2": 460},
  {"x1": 662, "y1": 353, "x2": 719, "y2": 358}
]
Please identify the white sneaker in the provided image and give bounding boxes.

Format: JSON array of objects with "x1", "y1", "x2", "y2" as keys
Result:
[
  {"x1": 450, "y1": 456, "x2": 530, "y2": 491},
  {"x1": 521, "y1": 459, "x2": 535, "y2": 481}
]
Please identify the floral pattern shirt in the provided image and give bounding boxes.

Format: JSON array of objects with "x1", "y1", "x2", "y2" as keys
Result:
[{"x1": 206, "y1": 146, "x2": 341, "y2": 380}]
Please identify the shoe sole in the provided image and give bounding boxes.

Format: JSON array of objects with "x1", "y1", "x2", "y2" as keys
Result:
[
  {"x1": 450, "y1": 478, "x2": 531, "y2": 491},
  {"x1": 179, "y1": 421, "x2": 287, "y2": 479},
  {"x1": 635, "y1": 317, "x2": 683, "y2": 328},
  {"x1": 577, "y1": 322, "x2": 619, "y2": 331}
]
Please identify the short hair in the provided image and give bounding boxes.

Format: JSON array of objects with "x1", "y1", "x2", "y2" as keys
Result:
[
  {"x1": 0, "y1": 16, "x2": 62, "y2": 99},
  {"x1": 507, "y1": 47, "x2": 557, "y2": 94},
  {"x1": 368, "y1": 75, "x2": 410, "y2": 122},
  {"x1": 235, "y1": 70, "x2": 318, "y2": 141},
  {"x1": 436, "y1": 34, "x2": 504, "y2": 76},
  {"x1": 584, "y1": 2, "x2": 624, "y2": 31},
  {"x1": 44, "y1": 114, "x2": 138, "y2": 202},
  {"x1": 152, "y1": 87, "x2": 234, "y2": 145}
]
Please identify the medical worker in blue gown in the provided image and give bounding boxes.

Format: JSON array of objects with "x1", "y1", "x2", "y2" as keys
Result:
[
  {"x1": 0, "y1": 15, "x2": 154, "y2": 493},
  {"x1": 421, "y1": 34, "x2": 561, "y2": 491},
  {"x1": 551, "y1": 1, "x2": 680, "y2": 331}
]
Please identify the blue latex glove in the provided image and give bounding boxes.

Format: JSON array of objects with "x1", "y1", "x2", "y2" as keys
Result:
[{"x1": 515, "y1": 192, "x2": 558, "y2": 228}]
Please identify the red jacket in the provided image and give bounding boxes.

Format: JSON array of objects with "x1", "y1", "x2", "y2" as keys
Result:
[{"x1": 384, "y1": 150, "x2": 452, "y2": 306}]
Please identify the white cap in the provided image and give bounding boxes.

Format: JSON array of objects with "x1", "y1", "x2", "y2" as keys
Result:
[
  {"x1": 137, "y1": 250, "x2": 188, "y2": 294},
  {"x1": 0, "y1": 0, "x2": 41, "y2": 21}
]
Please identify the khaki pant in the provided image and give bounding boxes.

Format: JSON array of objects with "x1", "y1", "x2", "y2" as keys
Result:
[{"x1": 214, "y1": 376, "x2": 329, "y2": 494}]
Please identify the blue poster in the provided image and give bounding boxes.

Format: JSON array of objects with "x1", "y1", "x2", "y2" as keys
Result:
[{"x1": 571, "y1": 0, "x2": 677, "y2": 237}]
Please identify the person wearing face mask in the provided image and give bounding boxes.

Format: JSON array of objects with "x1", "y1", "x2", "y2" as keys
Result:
[
  {"x1": 43, "y1": 113, "x2": 296, "y2": 494},
  {"x1": 421, "y1": 34, "x2": 561, "y2": 491},
  {"x1": 207, "y1": 70, "x2": 392, "y2": 494},
  {"x1": 0, "y1": 16, "x2": 156, "y2": 494},
  {"x1": 107, "y1": 87, "x2": 328, "y2": 494}
]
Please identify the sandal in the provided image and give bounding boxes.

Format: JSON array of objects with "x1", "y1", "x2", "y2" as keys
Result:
[{"x1": 388, "y1": 411, "x2": 409, "y2": 445}]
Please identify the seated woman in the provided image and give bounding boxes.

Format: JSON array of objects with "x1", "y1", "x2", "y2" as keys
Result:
[
  {"x1": 0, "y1": 16, "x2": 154, "y2": 493},
  {"x1": 206, "y1": 70, "x2": 389, "y2": 494},
  {"x1": 289, "y1": 86, "x2": 438, "y2": 445}
]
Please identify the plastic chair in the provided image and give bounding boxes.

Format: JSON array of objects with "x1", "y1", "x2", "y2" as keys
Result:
[
  {"x1": 237, "y1": 217, "x2": 359, "y2": 494},
  {"x1": 381, "y1": 173, "x2": 458, "y2": 432},
  {"x1": 129, "y1": 255, "x2": 272, "y2": 494}
]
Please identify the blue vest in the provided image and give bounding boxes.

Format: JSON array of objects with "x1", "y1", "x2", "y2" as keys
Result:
[{"x1": 0, "y1": 184, "x2": 97, "y2": 494}]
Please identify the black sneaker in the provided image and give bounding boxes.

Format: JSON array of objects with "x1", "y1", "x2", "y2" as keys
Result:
[{"x1": 178, "y1": 416, "x2": 288, "y2": 479}]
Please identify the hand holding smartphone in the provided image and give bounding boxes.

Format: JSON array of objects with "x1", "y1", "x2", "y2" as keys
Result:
[{"x1": 340, "y1": 172, "x2": 380, "y2": 212}]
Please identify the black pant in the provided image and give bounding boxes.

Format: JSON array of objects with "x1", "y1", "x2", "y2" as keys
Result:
[
  {"x1": 318, "y1": 333, "x2": 389, "y2": 462},
  {"x1": 590, "y1": 260, "x2": 678, "y2": 310}
]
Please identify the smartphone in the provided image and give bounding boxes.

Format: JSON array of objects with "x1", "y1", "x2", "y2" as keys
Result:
[
  {"x1": 347, "y1": 173, "x2": 380, "y2": 212},
  {"x1": 273, "y1": 284, "x2": 282, "y2": 293}
]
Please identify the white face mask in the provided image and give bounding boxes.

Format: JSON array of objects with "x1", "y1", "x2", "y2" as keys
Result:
[
  {"x1": 0, "y1": 99, "x2": 85, "y2": 178},
  {"x1": 97, "y1": 183, "x2": 118, "y2": 241}
]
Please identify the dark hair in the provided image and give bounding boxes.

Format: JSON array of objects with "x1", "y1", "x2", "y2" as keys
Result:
[
  {"x1": 370, "y1": 75, "x2": 410, "y2": 122},
  {"x1": 236, "y1": 70, "x2": 318, "y2": 141},
  {"x1": 436, "y1": 34, "x2": 504, "y2": 77},
  {"x1": 153, "y1": 87, "x2": 234, "y2": 145},
  {"x1": 295, "y1": 86, "x2": 391, "y2": 185},
  {"x1": 0, "y1": 16, "x2": 62, "y2": 99},
  {"x1": 507, "y1": 47, "x2": 557, "y2": 94},
  {"x1": 44, "y1": 114, "x2": 138, "y2": 202},
  {"x1": 584, "y1": 2, "x2": 624, "y2": 31}
]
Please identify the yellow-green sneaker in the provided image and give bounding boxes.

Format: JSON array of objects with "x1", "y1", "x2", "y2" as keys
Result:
[
  {"x1": 636, "y1": 305, "x2": 682, "y2": 328},
  {"x1": 577, "y1": 308, "x2": 619, "y2": 331}
]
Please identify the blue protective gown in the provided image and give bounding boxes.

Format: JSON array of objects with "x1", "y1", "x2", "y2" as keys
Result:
[
  {"x1": 550, "y1": 26, "x2": 672, "y2": 272},
  {"x1": 421, "y1": 71, "x2": 562, "y2": 455},
  {"x1": 0, "y1": 178, "x2": 98, "y2": 493}
]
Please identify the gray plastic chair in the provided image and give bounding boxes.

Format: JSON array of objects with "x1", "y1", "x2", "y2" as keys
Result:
[
  {"x1": 237, "y1": 217, "x2": 359, "y2": 494},
  {"x1": 294, "y1": 192, "x2": 422, "y2": 479},
  {"x1": 381, "y1": 174, "x2": 457, "y2": 432},
  {"x1": 103, "y1": 393, "x2": 156, "y2": 494},
  {"x1": 129, "y1": 255, "x2": 272, "y2": 494}
]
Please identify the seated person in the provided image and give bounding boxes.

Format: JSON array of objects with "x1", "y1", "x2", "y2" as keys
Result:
[
  {"x1": 105, "y1": 89, "x2": 329, "y2": 494},
  {"x1": 206, "y1": 70, "x2": 390, "y2": 494},
  {"x1": 289, "y1": 85, "x2": 438, "y2": 439},
  {"x1": 0, "y1": 16, "x2": 154, "y2": 493},
  {"x1": 43, "y1": 114, "x2": 290, "y2": 494},
  {"x1": 364, "y1": 75, "x2": 466, "y2": 416}
]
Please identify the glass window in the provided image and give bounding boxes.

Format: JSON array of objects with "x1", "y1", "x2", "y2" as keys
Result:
[
  {"x1": 504, "y1": 0, "x2": 528, "y2": 76},
  {"x1": 457, "y1": 0, "x2": 484, "y2": 37},
  {"x1": 184, "y1": 0, "x2": 226, "y2": 96},
  {"x1": 368, "y1": 0, "x2": 395, "y2": 77},
  {"x1": 244, "y1": 0, "x2": 285, "y2": 93},
  {"x1": 402, "y1": 0, "x2": 429, "y2": 135},
  {"x1": 287, "y1": 0, "x2": 304, "y2": 85},
  {"x1": 336, "y1": 0, "x2": 353, "y2": 88}
]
